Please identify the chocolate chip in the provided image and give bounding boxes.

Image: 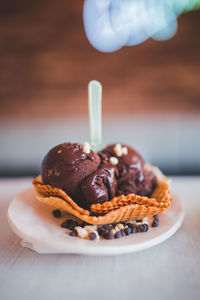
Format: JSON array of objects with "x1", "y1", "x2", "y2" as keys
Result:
[
  {"x1": 89, "y1": 232, "x2": 97, "y2": 240},
  {"x1": 97, "y1": 227, "x2": 103, "y2": 235},
  {"x1": 136, "y1": 219, "x2": 142, "y2": 222},
  {"x1": 61, "y1": 219, "x2": 73, "y2": 228},
  {"x1": 104, "y1": 232, "x2": 114, "y2": 240},
  {"x1": 103, "y1": 224, "x2": 113, "y2": 230},
  {"x1": 120, "y1": 230, "x2": 126, "y2": 237},
  {"x1": 115, "y1": 231, "x2": 122, "y2": 239},
  {"x1": 138, "y1": 224, "x2": 149, "y2": 232},
  {"x1": 124, "y1": 227, "x2": 132, "y2": 235},
  {"x1": 103, "y1": 224, "x2": 109, "y2": 229},
  {"x1": 69, "y1": 230, "x2": 78, "y2": 237},
  {"x1": 131, "y1": 225, "x2": 138, "y2": 233},
  {"x1": 126, "y1": 223, "x2": 137, "y2": 233},
  {"x1": 52, "y1": 209, "x2": 61, "y2": 218},
  {"x1": 154, "y1": 214, "x2": 159, "y2": 221},
  {"x1": 68, "y1": 220, "x2": 79, "y2": 230},
  {"x1": 152, "y1": 220, "x2": 159, "y2": 227},
  {"x1": 102, "y1": 229, "x2": 110, "y2": 238}
]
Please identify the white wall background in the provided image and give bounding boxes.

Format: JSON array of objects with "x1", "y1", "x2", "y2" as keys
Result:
[{"x1": 0, "y1": 113, "x2": 200, "y2": 175}]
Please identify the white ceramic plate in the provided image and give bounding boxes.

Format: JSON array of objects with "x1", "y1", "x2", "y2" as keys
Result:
[{"x1": 8, "y1": 188, "x2": 184, "y2": 256}]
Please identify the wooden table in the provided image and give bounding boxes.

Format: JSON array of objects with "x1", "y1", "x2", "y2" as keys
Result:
[{"x1": 0, "y1": 177, "x2": 199, "y2": 300}]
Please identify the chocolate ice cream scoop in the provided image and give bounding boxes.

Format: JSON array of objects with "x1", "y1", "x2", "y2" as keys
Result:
[
  {"x1": 41, "y1": 143, "x2": 100, "y2": 207},
  {"x1": 117, "y1": 170, "x2": 157, "y2": 197},
  {"x1": 137, "y1": 170, "x2": 157, "y2": 197},
  {"x1": 81, "y1": 163, "x2": 117, "y2": 207},
  {"x1": 100, "y1": 143, "x2": 156, "y2": 197},
  {"x1": 101, "y1": 143, "x2": 144, "y2": 180}
]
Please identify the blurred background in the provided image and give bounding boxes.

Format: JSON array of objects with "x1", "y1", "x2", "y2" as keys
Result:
[{"x1": 0, "y1": 0, "x2": 200, "y2": 177}]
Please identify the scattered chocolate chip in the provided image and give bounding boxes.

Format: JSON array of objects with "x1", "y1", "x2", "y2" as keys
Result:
[
  {"x1": 136, "y1": 219, "x2": 142, "y2": 222},
  {"x1": 103, "y1": 224, "x2": 113, "y2": 230},
  {"x1": 103, "y1": 224, "x2": 109, "y2": 229},
  {"x1": 97, "y1": 227, "x2": 103, "y2": 235},
  {"x1": 65, "y1": 219, "x2": 152, "y2": 240},
  {"x1": 124, "y1": 227, "x2": 132, "y2": 235},
  {"x1": 89, "y1": 232, "x2": 97, "y2": 240},
  {"x1": 154, "y1": 214, "x2": 159, "y2": 221},
  {"x1": 61, "y1": 219, "x2": 73, "y2": 228},
  {"x1": 69, "y1": 230, "x2": 78, "y2": 237},
  {"x1": 52, "y1": 209, "x2": 61, "y2": 218},
  {"x1": 152, "y1": 219, "x2": 159, "y2": 227},
  {"x1": 144, "y1": 224, "x2": 149, "y2": 232},
  {"x1": 131, "y1": 225, "x2": 138, "y2": 233},
  {"x1": 68, "y1": 220, "x2": 79, "y2": 230},
  {"x1": 105, "y1": 232, "x2": 114, "y2": 240},
  {"x1": 126, "y1": 223, "x2": 137, "y2": 233},
  {"x1": 138, "y1": 224, "x2": 149, "y2": 232},
  {"x1": 102, "y1": 229, "x2": 111, "y2": 238},
  {"x1": 120, "y1": 230, "x2": 126, "y2": 237},
  {"x1": 115, "y1": 231, "x2": 122, "y2": 239}
]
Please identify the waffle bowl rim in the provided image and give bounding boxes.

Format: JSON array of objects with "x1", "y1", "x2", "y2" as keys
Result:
[{"x1": 32, "y1": 165, "x2": 172, "y2": 225}]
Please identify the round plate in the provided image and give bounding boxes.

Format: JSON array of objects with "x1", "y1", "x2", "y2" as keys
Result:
[{"x1": 8, "y1": 188, "x2": 184, "y2": 256}]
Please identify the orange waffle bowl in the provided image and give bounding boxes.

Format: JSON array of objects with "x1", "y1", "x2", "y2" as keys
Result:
[{"x1": 32, "y1": 165, "x2": 172, "y2": 225}]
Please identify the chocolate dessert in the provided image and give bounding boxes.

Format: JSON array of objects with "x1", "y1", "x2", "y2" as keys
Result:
[
  {"x1": 33, "y1": 140, "x2": 172, "y2": 240},
  {"x1": 41, "y1": 142, "x2": 157, "y2": 209}
]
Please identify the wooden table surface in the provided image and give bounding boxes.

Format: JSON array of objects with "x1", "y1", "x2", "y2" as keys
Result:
[{"x1": 0, "y1": 177, "x2": 200, "y2": 300}]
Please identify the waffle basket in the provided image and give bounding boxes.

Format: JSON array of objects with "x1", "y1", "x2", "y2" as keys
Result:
[{"x1": 32, "y1": 165, "x2": 172, "y2": 225}]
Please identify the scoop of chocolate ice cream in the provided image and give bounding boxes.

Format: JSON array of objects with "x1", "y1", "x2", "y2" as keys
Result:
[
  {"x1": 117, "y1": 169, "x2": 157, "y2": 197},
  {"x1": 81, "y1": 163, "x2": 117, "y2": 207},
  {"x1": 137, "y1": 170, "x2": 157, "y2": 197},
  {"x1": 41, "y1": 143, "x2": 100, "y2": 207},
  {"x1": 100, "y1": 144, "x2": 144, "y2": 178},
  {"x1": 101, "y1": 143, "x2": 144, "y2": 188},
  {"x1": 100, "y1": 143, "x2": 156, "y2": 197}
]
